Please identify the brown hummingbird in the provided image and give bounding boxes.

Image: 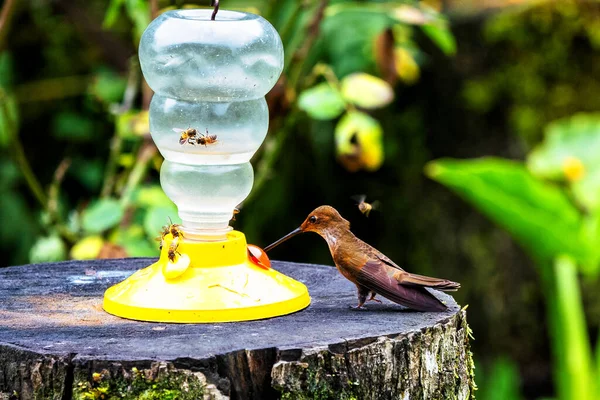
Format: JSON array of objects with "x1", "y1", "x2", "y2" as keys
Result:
[{"x1": 264, "y1": 206, "x2": 460, "y2": 311}]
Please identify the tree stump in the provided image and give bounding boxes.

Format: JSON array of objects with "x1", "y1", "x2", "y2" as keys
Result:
[{"x1": 0, "y1": 259, "x2": 474, "y2": 400}]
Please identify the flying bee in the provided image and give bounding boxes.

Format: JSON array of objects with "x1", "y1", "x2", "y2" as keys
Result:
[{"x1": 351, "y1": 195, "x2": 380, "y2": 217}]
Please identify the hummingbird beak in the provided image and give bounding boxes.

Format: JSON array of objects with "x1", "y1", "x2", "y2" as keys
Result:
[{"x1": 263, "y1": 227, "x2": 302, "y2": 252}]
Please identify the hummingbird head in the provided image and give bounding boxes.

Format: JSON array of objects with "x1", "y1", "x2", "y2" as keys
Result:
[
  {"x1": 300, "y1": 205, "x2": 350, "y2": 234},
  {"x1": 263, "y1": 206, "x2": 350, "y2": 252}
]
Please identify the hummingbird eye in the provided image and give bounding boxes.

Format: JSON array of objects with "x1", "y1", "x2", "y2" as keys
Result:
[{"x1": 309, "y1": 215, "x2": 317, "y2": 223}]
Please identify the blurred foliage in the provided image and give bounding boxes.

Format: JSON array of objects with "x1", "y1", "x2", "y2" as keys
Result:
[
  {"x1": 428, "y1": 113, "x2": 600, "y2": 400},
  {"x1": 0, "y1": 0, "x2": 453, "y2": 268},
  {"x1": 462, "y1": 0, "x2": 600, "y2": 148},
  {"x1": 3, "y1": 0, "x2": 600, "y2": 398},
  {"x1": 477, "y1": 358, "x2": 524, "y2": 400}
]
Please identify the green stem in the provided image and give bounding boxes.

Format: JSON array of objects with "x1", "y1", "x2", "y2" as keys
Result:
[
  {"x1": 12, "y1": 139, "x2": 48, "y2": 208},
  {"x1": 542, "y1": 255, "x2": 597, "y2": 400},
  {"x1": 246, "y1": 111, "x2": 299, "y2": 204},
  {"x1": 119, "y1": 141, "x2": 156, "y2": 208},
  {"x1": 101, "y1": 135, "x2": 123, "y2": 198},
  {"x1": 287, "y1": 0, "x2": 329, "y2": 92},
  {"x1": 0, "y1": 0, "x2": 19, "y2": 50},
  {"x1": 102, "y1": 58, "x2": 139, "y2": 198},
  {"x1": 0, "y1": 91, "x2": 48, "y2": 209},
  {"x1": 278, "y1": 1, "x2": 304, "y2": 47}
]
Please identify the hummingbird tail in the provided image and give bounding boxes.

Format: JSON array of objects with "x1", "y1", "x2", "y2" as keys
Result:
[{"x1": 396, "y1": 272, "x2": 461, "y2": 292}]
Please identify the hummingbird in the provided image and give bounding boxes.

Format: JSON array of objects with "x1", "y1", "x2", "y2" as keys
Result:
[{"x1": 264, "y1": 206, "x2": 460, "y2": 311}]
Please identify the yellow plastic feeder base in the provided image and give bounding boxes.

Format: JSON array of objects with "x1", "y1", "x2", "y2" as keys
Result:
[{"x1": 103, "y1": 231, "x2": 310, "y2": 323}]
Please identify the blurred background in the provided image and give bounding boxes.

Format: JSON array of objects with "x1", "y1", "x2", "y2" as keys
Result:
[{"x1": 2, "y1": 0, "x2": 600, "y2": 398}]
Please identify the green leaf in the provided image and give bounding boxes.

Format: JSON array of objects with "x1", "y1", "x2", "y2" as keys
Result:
[
  {"x1": 425, "y1": 158, "x2": 594, "y2": 267},
  {"x1": 527, "y1": 114, "x2": 600, "y2": 210},
  {"x1": 111, "y1": 224, "x2": 158, "y2": 257},
  {"x1": 391, "y1": 5, "x2": 432, "y2": 25},
  {"x1": 340, "y1": 73, "x2": 394, "y2": 109},
  {"x1": 69, "y1": 158, "x2": 104, "y2": 191},
  {"x1": 335, "y1": 111, "x2": 384, "y2": 172},
  {"x1": 0, "y1": 52, "x2": 14, "y2": 88},
  {"x1": 298, "y1": 82, "x2": 345, "y2": 120},
  {"x1": 125, "y1": 0, "x2": 150, "y2": 42},
  {"x1": 528, "y1": 114, "x2": 600, "y2": 179},
  {"x1": 116, "y1": 110, "x2": 149, "y2": 139},
  {"x1": 103, "y1": 0, "x2": 125, "y2": 29},
  {"x1": 479, "y1": 358, "x2": 524, "y2": 400},
  {"x1": 82, "y1": 198, "x2": 124, "y2": 234},
  {"x1": 553, "y1": 255, "x2": 597, "y2": 400},
  {"x1": 89, "y1": 68, "x2": 127, "y2": 104},
  {"x1": 70, "y1": 236, "x2": 104, "y2": 260},
  {"x1": 321, "y1": 7, "x2": 394, "y2": 77},
  {"x1": 29, "y1": 235, "x2": 67, "y2": 263},
  {"x1": 421, "y1": 23, "x2": 456, "y2": 56},
  {"x1": 143, "y1": 205, "x2": 179, "y2": 239},
  {"x1": 0, "y1": 92, "x2": 18, "y2": 148},
  {"x1": 51, "y1": 111, "x2": 95, "y2": 141},
  {"x1": 134, "y1": 185, "x2": 176, "y2": 208},
  {"x1": 572, "y1": 169, "x2": 600, "y2": 212}
]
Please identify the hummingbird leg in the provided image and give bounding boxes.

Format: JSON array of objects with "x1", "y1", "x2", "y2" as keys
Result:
[
  {"x1": 368, "y1": 291, "x2": 382, "y2": 303},
  {"x1": 350, "y1": 285, "x2": 369, "y2": 310}
]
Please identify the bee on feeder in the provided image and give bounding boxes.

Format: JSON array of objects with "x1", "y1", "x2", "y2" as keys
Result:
[
  {"x1": 167, "y1": 240, "x2": 181, "y2": 263},
  {"x1": 174, "y1": 127, "x2": 199, "y2": 145},
  {"x1": 156, "y1": 218, "x2": 183, "y2": 250},
  {"x1": 174, "y1": 127, "x2": 218, "y2": 147},
  {"x1": 197, "y1": 129, "x2": 218, "y2": 146}
]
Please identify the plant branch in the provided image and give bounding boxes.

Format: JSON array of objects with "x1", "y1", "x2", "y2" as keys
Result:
[
  {"x1": 0, "y1": 0, "x2": 18, "y2": 50},
  {"x1": 246, "y1": 111, "x2": 299, "y2": 204},
  {"x1": 0, "y1": 90, "x2": 47, "y2": 209},
  {"x1": 12, "y1": 139, "x2": 48, "y2": 208},
  {"x1": 47, "y1": 158, "x2": 78, "y2": 243},
  {"x1": 287, "y1": 0, "x2": 329, "y2": 93},
  {"x1": 48, "y1": 158, "x2": 71, "y2": 219},
  {"x1": 119, "y1": 139, "x2": 157, "y2": 208},
  {"x1": 102, "y1": 59, "x2": 140, "y2": 198}
]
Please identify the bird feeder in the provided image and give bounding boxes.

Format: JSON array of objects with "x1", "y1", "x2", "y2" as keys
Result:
[{"x1": 103, "y1": 7, "x2": 310, "y2": 323}]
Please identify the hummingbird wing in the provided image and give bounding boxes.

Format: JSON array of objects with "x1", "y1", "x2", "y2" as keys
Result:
[
  {"x1": 373, "y1": 252, "x2": 460, "y2": 292},
  {"x1": 355, "y1": 259, "x2": 448, "y2": 312}
]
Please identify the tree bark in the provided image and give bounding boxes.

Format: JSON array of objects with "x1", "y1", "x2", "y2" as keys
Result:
[{"x1": 0, "y1": 259, "x2": 474, "y2": 399}]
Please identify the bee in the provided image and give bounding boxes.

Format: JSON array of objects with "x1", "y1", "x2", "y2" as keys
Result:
[
  {"x1": 173, "y1": 128, "x2": 218, "y2": 146},
  {"x1": 351, "y1": 195, "x2": 380, "y2": 217},
  {"x1": 197, "y1": 128, "x2": 218, "y2": 146},
  {"x1": 231, "y1": 208, "x2": 240, "y2": 221},
  {"x1": 155, "y1": 218, "x2": 183, "y2": 250},
  {"x1": 167, "y1": 238, "x2": 181, "y2": 263},
  {"x1": 174, "y1": 127, "x2": 199, "y2": 145},
  {"x1": 167, "y1": 247, "x2": 181, "y2": 263}
]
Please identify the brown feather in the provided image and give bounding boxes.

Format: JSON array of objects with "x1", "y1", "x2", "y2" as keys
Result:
[
  {"x1": 392, "y1": 271, "x2": 460, "y2": 291},
  {"x1": 356, "y1": 260, "x2": 448, "y2": 312}
]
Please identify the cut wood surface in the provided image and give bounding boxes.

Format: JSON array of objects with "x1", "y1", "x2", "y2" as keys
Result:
[{"x1": 0, "y1": 258, "x2": 474, "y2": 399}]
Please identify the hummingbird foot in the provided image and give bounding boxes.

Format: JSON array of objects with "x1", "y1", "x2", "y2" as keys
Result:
[
  {"x1": 368, "y1": 292, "x2": 382, "y2": 303},
  {"x1": 349, "y1": 304, "x2": 367, "y2": 310}
]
